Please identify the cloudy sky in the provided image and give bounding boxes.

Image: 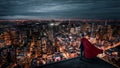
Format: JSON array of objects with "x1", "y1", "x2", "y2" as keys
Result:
[{"x1": 0, "y1": 0, "x2": 120, "y2": 19}]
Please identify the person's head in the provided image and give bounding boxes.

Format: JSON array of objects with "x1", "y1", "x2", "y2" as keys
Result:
[
  {"x1": 84, "y1": 32, "x2": 91, "y2": 39},
  {"x1": 85, "y1": 34, "x2": 90, "y2": 39}
]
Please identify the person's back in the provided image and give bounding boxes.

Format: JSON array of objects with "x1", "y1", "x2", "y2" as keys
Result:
[{"x1": 81, "y1": 38, "x2": 103, "y2": 59}]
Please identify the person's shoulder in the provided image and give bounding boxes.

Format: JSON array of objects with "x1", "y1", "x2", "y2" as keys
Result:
[{"x1": 81, "y1": 38, "x2": 87, "y2": 40}]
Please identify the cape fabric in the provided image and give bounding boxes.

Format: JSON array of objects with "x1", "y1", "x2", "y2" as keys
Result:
[{"x1": 81, "y1": 38, "x2": 103, "y2": 58}]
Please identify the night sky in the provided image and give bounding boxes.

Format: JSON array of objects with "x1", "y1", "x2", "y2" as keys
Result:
[{"x1": 0, "y1": 0, "x2": 120, "y2": 19}]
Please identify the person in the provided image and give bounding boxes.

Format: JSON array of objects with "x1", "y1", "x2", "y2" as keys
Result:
[{"x1": 80, "y1": 33, "x2": 103, "y2": 59}]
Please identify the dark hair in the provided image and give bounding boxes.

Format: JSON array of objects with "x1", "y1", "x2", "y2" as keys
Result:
[
  {"x1": 81, "y1": 32, "x2": 91, "y2": 37},
  {"x1": 86, "y1": 32, "x2": 91, "y2": 36}
]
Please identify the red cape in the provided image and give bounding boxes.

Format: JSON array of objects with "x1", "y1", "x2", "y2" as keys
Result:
[{"x1": 81, "y1": 38, "x2": 103, "y2": 58}]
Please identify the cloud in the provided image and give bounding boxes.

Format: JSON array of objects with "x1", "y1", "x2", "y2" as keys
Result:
[
  {"x1": 26, "y1": 4, "x2": 79, "y2": 13},
  {"x1": 0, "y1": 0, "x2": 120, "y2": 19}
]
